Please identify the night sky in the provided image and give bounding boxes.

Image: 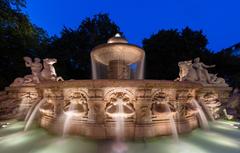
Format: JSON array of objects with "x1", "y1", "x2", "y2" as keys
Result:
[{"x1": 25, "y1": 0, "x2": 240, "y2": 52}]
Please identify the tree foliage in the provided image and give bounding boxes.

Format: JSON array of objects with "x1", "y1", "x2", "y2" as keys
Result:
[
  {"x1": 47, "y1": 13, "x2": 122, "y2": 79},
  {"x1": 212, "y1": 43, "x2": 240, "y2": 87},
  {"x1": 0, "y1": 0, "x2": 240, "y2": 90},
  {"x1": 143, "y1": 28, "x2": 240, "y2": 88},
  {"x1": 0, "y1": 0, "x2": 49, "y2": 89},
  {"x1": 143, "y1": 27, "x2": 213, "y2": 80}
]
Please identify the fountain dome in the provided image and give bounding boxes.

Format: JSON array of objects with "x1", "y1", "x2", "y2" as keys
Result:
[
  {"x1": 91, "y1": 34, "x2": 145, "y2": 79},
  {"x1": 107, "y1": 33, "x2": 128, "y2": 43}
]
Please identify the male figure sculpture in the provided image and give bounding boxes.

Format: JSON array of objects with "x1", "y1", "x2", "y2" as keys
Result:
[{"x1": 24, "y1": 57, "x2": 42, "y2": 83}]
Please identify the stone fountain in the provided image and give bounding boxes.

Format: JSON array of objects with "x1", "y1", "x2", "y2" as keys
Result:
[{"x1": 0, "y1": 34, "x2": 232, "y2": 139}]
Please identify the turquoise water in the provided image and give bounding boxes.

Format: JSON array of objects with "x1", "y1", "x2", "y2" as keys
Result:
[{"x1": 0, "y1": 120, "x2": 239, "y2": 153}]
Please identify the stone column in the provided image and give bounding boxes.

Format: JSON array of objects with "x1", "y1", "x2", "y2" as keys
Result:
[
  {"x1": 39, "y1": 87, "x2": 64, "y2": 133},
  {"x1": 88, "y1": 88, "x2": 105, "y2": 123},
  {"x1": 134, "y1": 88, "x2": 153, "y2": 138},
  {"x1": 54, "y1": 89, "x2": 64, "y2": 117},
  {"x1": 107, "y1": 60, "x2": 130, "y2": 79},
  {"x1": 87, "y1": 88, "x2": 106, "y2": 139},
  {"x1": 175, "y1": 89, "x2": 195, "y2": 133}
]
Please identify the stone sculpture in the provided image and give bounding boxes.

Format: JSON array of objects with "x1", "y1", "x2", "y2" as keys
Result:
[
  {"x1": 176, "y1": 57, "x2": 228, "y2": 86},
  {"x1": 224, "y1": 88, "x2": 240, "y2": 119},
  {"x1": 24, "y1": 57, "x2": 42, "y2": 83},
  {"x1": 63, "y1": 92, "x2": 89, "y2": 117},
  {"x1": 105, "y1": 92, "x2": 135, "y2": 118},
  {"x1": 41, "y1": 58, "x2": 63, "y2": 81},
  {"x1": 10, "y1": 57, "x2": 63, "y2": 87},
  {"x1": 202, "y1": 92, "x2": 221, "y2": 119},
  {"x1": 151, "y1": 92, "x2": 170, "y2": 115}
]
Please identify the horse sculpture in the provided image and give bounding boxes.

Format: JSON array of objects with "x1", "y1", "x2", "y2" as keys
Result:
[
  {"x1": 11, "y1": 57, "x2": 63, "y2": 87},
  {"x1": 40, "y1": 58, "x2": 63, "y2": 81}
]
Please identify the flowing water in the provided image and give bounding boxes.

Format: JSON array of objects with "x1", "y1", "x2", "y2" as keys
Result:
[
  {"x1": 136, "y1": 56, "x2": 145, "y2": 80},
  {"x1": 91, "y1": 51, "x2": 145, "y2": 80},
  {"x1": 91, "y1": 56, "x2": 97, "y2": 80},
  {"x1": 164, "y1": 102, "x2": 179, "y2": 142},
  {"x1": 1, "y1": 120, "x2": 239, "y2": 153},
  {"x1": 63, "y1": 103, "x2": 76, "y2": 137},
  {"x1": 192, "y1": 99, "x2": 209, "y2": 130},
  {"x1": 115, "y1": 99, "x2": 124, "y2": 141},
  {"x1": 24, "y1": 100, "x2": 41, "y2": 122},
  {"x1": 110, "y1": 98, "x2": 128, "y2": 153},
  {"x1": 24, "y1": 98, "x2": 46, "y2": 131},
  {"x1": 198, "y1": 100, "x2": 214, "y2": 121}
]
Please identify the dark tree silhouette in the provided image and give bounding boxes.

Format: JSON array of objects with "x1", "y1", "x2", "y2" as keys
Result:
[
  {"x1": 47, "y1": 13, "x2": 122, "y2": 79},
  {"x1": 0, "y1": 0, "x2": 49, "y2": 89},
  {"x1": 212, "y1": 43, "x2": 240, "y2": 87},
  {"x1": 1, "y1": 0, "x2": 240, "y2": 90},
  {"x1": 143, "y1": 27, "x2": 214, "y2": 80}
]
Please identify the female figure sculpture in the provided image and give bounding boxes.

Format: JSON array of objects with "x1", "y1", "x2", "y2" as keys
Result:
[{"x1": 192, "y1": 57, "x2": 215, "y2": 83}]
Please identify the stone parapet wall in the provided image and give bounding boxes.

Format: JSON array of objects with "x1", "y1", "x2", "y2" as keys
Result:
[
  {"x1": 0, "y1": 85, "x2": 39, "y2": 120},
  {"x1": 0, "y1": 80, "x2": 232, "y2": 139},
  {"x1": 37, "y1": 80, "x2": 201, "y2": 139}
]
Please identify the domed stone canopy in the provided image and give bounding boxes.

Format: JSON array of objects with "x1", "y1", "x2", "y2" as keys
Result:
[
  {"x1": 91, "y1": 34, "x2": 145, "y2": 66},
  {"x1": 107, "y1": 33, "x2": 128, "y2": 44}
]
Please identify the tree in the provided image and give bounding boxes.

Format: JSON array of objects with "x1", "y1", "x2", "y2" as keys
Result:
[
  {"x1": 0, "y1": 0, "x2": 49, "y2": 89},
  {"x1": 0, "y1": 0, "x2": 26, "y2": 12},
  {"x1": 48, "y1": 13, "x2": 122, "y2": 79},
  {"x1": 143, "y1": 27, "x2": 213, "y2": 80},
  {"x1": 212, "y1": 43, "x2": 240, "y2": 87}
]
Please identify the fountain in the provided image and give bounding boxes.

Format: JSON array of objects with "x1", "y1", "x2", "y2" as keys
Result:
[
  {"x1": 164, "y1": 102, "x2": 179, "y2": 142},
  {"x1": 0, "y1": 34, "x2": 233, "y2": 140},
  {"x1": 91, "y1": 33, "x2": 145, "y2": 79},
  {"x1": 24, "y1": 98, "x2": 46, "y2": 131},
  {"x1": 192, "y1": 99, "x2": 209, "y2": 130},
  {"x1": 63, "y1": 102, "x2": 76, "y2": 137}
]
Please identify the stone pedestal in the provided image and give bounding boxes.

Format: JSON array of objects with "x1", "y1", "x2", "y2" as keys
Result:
[{"x1": 107, "y1": 60, "x2": 130, "y2": 79}]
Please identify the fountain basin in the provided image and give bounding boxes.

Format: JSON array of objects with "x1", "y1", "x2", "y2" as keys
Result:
[
  {"x1": 37, "y1": 79, "x2": 201, "y2": 139},
  {"x1": 91, "y1": 43, "x2": 145, "y2": 65},
  {"x1": 1, "y1": 79, "x2": 231, "y2": 139}
]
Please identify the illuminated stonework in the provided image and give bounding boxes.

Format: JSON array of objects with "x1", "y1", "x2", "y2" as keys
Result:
[
  {"x1": 0, "y1": 34, "x2": 233, "y2": 139},
  {"x1": 105, "y1": 89, "x2": 135, "y2": 118},
  {"x1": 33, "y1": 80, "x2": 230, "y2": 139},
  {"x1": 63, "y1": 89, "x2": 88, "y2": 117},
  {"x1": 91, "y1": 34, "x2": 145, "y2": 79}
]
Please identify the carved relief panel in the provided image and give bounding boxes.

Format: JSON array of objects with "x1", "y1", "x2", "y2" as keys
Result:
[
  {"x1": 199, "y1": 91, "x2": 221, "y2": 119},
  {"x1": 63, "y1": 88, "x2": 88, "y2": 118},
  {"x1": 40, "y1": 87, "x2": 63, "y2": 116},
  {"x1": 104, "y1": 88, "x2": 135, "y2": 119},
  {"x1": 175, "y1": 89, "x2": 196, "y2": 118}
]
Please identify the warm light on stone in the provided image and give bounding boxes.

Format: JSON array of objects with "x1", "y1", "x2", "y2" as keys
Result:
[{"x1": 0, "y1": 34, "x2": 232, "y2": 140}]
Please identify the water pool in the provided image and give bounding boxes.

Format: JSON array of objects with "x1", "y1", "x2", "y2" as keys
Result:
[{"x1": 0, "y1": 120, "x2": 239, "y2": 153}]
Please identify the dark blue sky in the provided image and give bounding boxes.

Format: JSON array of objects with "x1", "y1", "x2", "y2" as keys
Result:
[{"x1": 25, "y1": 0, "x2": 240, "y2": 51}]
